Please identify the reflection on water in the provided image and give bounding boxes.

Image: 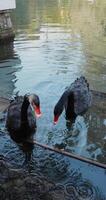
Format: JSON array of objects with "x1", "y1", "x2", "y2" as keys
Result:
[
  {"x1": 0, "y1": 0, "x2": 106, "y2": 199},
  {"x1": 0, "y1": 43, "x2": 21, "y2": 98}
]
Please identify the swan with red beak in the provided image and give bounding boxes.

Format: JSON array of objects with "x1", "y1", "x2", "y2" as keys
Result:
[
  {"x1": 6, "y1": 93, "x2": 42, "y2": 143},
  {"x1": 53, "y1": 76, "x2": 92, "y2": 124}
]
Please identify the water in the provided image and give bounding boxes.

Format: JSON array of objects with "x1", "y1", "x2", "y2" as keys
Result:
[{"x1": 0, "y1": 0, "x2": 106, "y2": 199}]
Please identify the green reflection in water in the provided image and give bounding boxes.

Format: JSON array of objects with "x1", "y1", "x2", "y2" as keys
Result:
[{"x1": 12, "y1": 0, "x2": 106, "y2": 92}]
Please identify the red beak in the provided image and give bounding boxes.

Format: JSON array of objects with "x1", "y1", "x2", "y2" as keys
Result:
[
  {"x1": 34, "y1": 106, "x2": 42, "y2": 118},
  {"x1": 54, "y1": 115, "x2": 59, "y2": 125}
]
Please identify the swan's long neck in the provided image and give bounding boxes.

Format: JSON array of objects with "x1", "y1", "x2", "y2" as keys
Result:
[
  {"x1": 21, "y1": 98, "x2": 30, "y2": 123},
  {"x1": 65, "y1": 92, "x2": 76, "y2": 120},
  {"x1": 57, "y1": 91, "x2": 69, "y2": 111}
]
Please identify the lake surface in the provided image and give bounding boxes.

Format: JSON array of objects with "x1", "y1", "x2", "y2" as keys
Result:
[{"x1": 0, "y1": 0, "x2": 106, "y2": 199}]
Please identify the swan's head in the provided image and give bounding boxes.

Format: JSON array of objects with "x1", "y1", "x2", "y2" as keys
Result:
[
  {"x1": 53, "y1": 91, "x2": 68, "y2": 125},
  {"x1": 27, "y1": 94, "x2": 42, "y2": 118},
  {"x1": 53, "y1": 103, "x2": 64, "y2": 125}
]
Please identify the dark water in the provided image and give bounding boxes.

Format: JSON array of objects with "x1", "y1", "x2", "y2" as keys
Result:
[{"x1": 0, "y1": 0, "x2": 106, "y2": 199}]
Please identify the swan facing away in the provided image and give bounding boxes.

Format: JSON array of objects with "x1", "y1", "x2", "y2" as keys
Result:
[
  {"x1": 6, "y1": 94, "x2": 41, "y2": 143},
  {"x1": 54, "y1": 76, "x2": 92, "y2": 124}
]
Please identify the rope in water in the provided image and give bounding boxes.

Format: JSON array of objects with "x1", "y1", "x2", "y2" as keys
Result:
[
  {"x1": 0, "y1": 127, "x2": 106, "y2": 169},
  {"x1": 33, "y1": 140, "x2": 106, "y2": 169}
]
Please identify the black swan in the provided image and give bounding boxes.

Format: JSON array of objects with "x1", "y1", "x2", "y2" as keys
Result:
[
  {"x1": 54, "y1": 76, "x2": 92, "y2": 124},
  {"x1": 6, "y1": 94, "x2": 41, "y2": 143}
]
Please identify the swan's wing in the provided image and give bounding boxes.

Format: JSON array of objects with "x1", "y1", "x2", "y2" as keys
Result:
[
  {"x1": 6, "y1": 103, "x2": 21, "y2": 131},
  {"x1": 67, "y1": 77, "x2": 92, "y2": 114},
  {"x1": 73, "y1": 88, "x2": 92, "y2": 114}
]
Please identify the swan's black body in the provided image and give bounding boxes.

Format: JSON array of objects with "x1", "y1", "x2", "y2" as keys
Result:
[
  {"x1": 6, "y1": 94, "x2": 41, "y2": 143},
  {"x1": 54, "y1": 77, "x2": 92, "y2": 123}
]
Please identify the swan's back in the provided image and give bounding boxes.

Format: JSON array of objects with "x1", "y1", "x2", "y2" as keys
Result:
[
  {"x1": 6, "y1": 96, "x2": 23, "y2": 132},
  {"x1": 6, "y1": 96, "x2": 36, "y2": 133},
  {"x1": 68, "y1": 77, "x2": 92, "y2": 114}
]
